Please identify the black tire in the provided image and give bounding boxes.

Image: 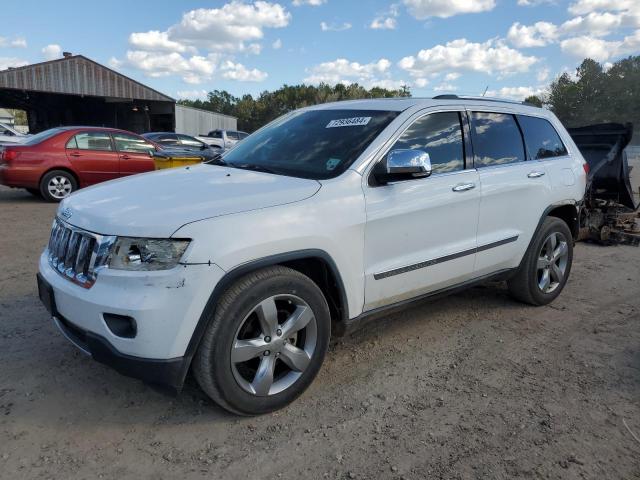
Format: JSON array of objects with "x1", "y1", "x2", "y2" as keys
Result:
[
  {"x1": 25, "y1": 188, "x2": 41, "y2": 198},
  {"x1": 193, "y1": 266, "x2": 331, "y2": 415},
  {"x1": 39, "y1": 170, "x2": 78, "y2": 202},
  {"x1": 508, "y1": 217, "x2": 573, "y2": 305}
]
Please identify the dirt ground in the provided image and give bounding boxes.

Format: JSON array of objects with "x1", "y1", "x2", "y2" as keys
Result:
[{"x1": 0, "y1": 184, "x2": 639, "y2": 480}]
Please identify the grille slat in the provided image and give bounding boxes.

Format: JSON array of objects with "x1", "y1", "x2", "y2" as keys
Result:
[{"x1": 46, "y1": 219, "x2": 115, "y2": 289}]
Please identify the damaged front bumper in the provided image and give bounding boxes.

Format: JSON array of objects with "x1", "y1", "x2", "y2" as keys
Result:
[{"x1": 38, "y1": 251, "x2": 225, "y2": 387}]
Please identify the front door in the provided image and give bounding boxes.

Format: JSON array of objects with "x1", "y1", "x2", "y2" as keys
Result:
[
  {"x1": 65, "y1": 131, "x2": 120, "y2": 186},
  {"x1": 363, "y1": 110, "x2": 480, "y2": 311},
  {"x1": 112, "y1": 132, "x2": 156, "y2": 177},
  {"x1": 468, "y1": 110, "x2": 553, "y2": 276}
]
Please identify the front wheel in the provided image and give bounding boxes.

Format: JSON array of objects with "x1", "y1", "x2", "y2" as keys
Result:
[
  {"x1": 193, "y1": 266, "x2": 331, "y2": 415},
  {"x1": 508, "y1": 216, "x2": 573, "y2": 305}
]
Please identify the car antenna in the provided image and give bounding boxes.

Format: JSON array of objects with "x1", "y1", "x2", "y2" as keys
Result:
[{"x1": 482, "y1": 86, "x2": 489, "y2": 97}]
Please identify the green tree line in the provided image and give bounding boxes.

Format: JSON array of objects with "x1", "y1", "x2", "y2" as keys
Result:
[
  {"x1": 180, "y1": 56, "x2": 640, "y2": 142},
  {"x1": 179, "y1": 83, "x2": 410, "y2": 133}
]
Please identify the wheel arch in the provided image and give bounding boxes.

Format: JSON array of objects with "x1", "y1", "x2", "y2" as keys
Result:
[
  {"x1": 546, "y1": 203, "x2": 579, "y2": 240},
  {"x1": 40, "y1": 166, "x2": 81, "y2": 189},
  {"x1": 178, "y1": 249, "x2": 350, "y2": 388}
]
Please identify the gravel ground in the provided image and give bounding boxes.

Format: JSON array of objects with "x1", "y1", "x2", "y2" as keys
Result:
[{"x1": 0, "y1": 185, "x2": 639, "y2": 480}]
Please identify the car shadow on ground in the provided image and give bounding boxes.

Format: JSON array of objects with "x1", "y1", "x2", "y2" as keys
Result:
[
  {"x1": 0, "y1": 188, "x2": 47, "y2": 203},
  {"x1": 2, "y1": 282, "x2": 524, "y2": 428}
]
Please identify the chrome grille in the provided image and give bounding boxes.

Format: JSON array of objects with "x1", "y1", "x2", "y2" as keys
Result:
[{"x1": 47, "y1": 218, "x2": 115, "y2": 288}]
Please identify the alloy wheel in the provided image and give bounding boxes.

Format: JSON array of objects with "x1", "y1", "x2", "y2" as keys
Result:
[
  {"x1": 47, "y1": 176, "x2": 73, "y2": 199},
  {"x1": 231, "y1": 294, "x2": 317, "y2": 396},
  {"x1": 536, "y1": 231, "x2": 569, "y2": 294}
]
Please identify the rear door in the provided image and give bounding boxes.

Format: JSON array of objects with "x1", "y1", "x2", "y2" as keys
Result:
[
  {"x1": 363, "y1": 109, "x2": 480, "y2": 310},
  {"x1": 112, "y1": 132, "x2": 156, "y2": 177},
  {"x1": 65, "y1": 131, "x2": 119, "y2": 185},
  {"x1": 469, "y1": 110, "x2": 552, "y2": 276}
]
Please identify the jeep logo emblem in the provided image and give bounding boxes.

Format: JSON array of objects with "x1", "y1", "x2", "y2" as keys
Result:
[{"x1": 61, "y1": 208, "x2": 73, "y2": 220}]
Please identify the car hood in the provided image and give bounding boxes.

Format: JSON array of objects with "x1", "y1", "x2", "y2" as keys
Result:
[{"x1": 59, "y1": 164, "x2": 321, "y2": 237}]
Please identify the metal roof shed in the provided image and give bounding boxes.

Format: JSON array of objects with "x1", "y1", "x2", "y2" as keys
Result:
[{"x1": 0, "y1": 54, "x2": 176, "y2": 133}]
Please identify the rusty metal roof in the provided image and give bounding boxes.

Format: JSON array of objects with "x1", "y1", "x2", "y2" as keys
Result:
[{"x1": 0, "y1": 55, "x2": 174, "y2": 102}]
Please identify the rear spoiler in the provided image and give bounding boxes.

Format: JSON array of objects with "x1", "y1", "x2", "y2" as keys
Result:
[{"x1": 567, "y1": 123, "x2": 638, "y2": 210}]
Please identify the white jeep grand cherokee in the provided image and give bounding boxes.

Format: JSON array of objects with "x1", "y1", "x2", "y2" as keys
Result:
[{"x1": 37, "y1": 96, "x2": 587, "y2": 415}]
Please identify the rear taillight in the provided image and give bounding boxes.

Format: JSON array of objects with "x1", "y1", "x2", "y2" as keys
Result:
[
  {"x1": 582, "y1": 162, "x2": 590, "y2": 175},
  {"x1": 1, "y1": 148, "x2": 19, "y2": 163}
]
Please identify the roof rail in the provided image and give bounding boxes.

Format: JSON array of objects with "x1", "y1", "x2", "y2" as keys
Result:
[{"x1": 432, "y1": 94, "x2": 536, "y2": 107}]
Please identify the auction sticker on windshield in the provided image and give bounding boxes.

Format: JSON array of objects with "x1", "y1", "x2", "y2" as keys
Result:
[{"x1": 326, "y1": 117, "x2": 372, "y2": 128}]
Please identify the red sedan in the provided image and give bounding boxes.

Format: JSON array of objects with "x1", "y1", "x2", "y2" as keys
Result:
[{"x1": 0, "y1": 127, "x2": 160, "y2": 202}]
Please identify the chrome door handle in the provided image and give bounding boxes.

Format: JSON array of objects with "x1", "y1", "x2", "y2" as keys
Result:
[
  {"x1": 452, "y1": 182, "x2": 476, "y2": 192},
  {"x1": 528, "y1": 171, "x2": 545, "y2": 178}
]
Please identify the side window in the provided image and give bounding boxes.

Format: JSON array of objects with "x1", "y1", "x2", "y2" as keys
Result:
[
  {"x1": 517, "y1": 115, "x2": 568, "y2": 159},
  {"x1": 177, "y1": 134, "x2": 204, "y2": 147},
  {"x1": 227, "y1": 131, "x2": 239, "y2": 141},
  {"x1": 66, "y1": 132, "x2": 113, "y2": 151},
  {"x1": 239, "y1": 132, "x2": 249, "y2": 140},
  {"x1": 209, "y1": 130, "x2": 223, "y2": 138},
  {"x1": 470, "y1": 112, "x2": 525, "y2": 168},
  {"x1": 113, "y1": 133, "x2": 155, "y2": 154},
  {"x1": 390, "y1": 111, "x2": 465, "y2": 175}
]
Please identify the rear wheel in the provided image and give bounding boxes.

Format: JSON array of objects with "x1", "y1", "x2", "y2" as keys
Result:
[
  {"x1": 39, "y1": 170, "x2": 77, "y2": 202},
  {"x1": 193, "y1": 266, "x2": 331, "y2": 415},
  {"x1": 508, "y1": 217, "x2": 573, "y2": 305}
]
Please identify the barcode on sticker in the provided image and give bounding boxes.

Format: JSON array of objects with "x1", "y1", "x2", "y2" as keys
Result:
[{"x1": 326, "y1": 117, "x2": 372, "y2": 128}]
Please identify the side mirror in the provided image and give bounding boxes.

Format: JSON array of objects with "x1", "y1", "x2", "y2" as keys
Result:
[{"x1": 374, "y1": 149, "x2": 432, "y2": 185}]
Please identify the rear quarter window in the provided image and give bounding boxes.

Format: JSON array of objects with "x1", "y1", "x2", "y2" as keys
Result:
[{"x1": 517, "y1": 115, "x2": 568, "y2": 159}]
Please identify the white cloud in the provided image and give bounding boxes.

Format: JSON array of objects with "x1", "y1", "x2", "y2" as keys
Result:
[
  {"x1": 560, "y1": 30, "x2": 640, "y2": 61},
  {"x1": 370, "y1": 17, "x2": 397, "y2": 29},
  {"x1": 517, "y1": 0, "x2": 555, "y2": 5},
  {"x1": 0, "y1": 57, "x2": 28, "y2": 70},
  {"x1": 536, "y1": 66, "x2": 550, "y2": 82},
  {"x1": 177, "y1": 89, "x2": 208, "y2": 100},
  {"x1": 42, "y1": 44, "x2": 62, "y2": 61},
  {"x1": 414, "y1": 78, "x2": 429, "y2": 87},
  {"x1": 399, "y1": 39, "x2": 538, "y2": 78},
  {"x1": 561, "y1": 11, "x2": 639, "y2": 37},
  {"x1": 507, "y1": 22, "x2": 558, "y2": 47},
  {"x1": 403, "y1": 0, "x2": 495, "y2": 19},
  {"x1": 320, "y1": 21, "x2": 352, "y2": 31},
  {"x1": 370, "y1": 4, "x2": 400, "y2": 30},
  {"x1": 444, "y1": 72, "x2": 461, "y2": 81},
  {"x1": 304, "y1": 57, "x2": 403, "y2": 88},
  {"x1": 486, "y1": 86, "x2": 546, "y2": 99},
  {"x1": 568, "y1": 0, "x2": 637, "y2": 16},
  {"x1": 272, "y1": 38, "x2": 282, "y2": 49},
  {"x1": 433, "y1": 82, "x2": 457, "y2": 91},
  {"x1": 220, "y1": 60, "x2": 268, "y2": 81},
  {"x1": 292, "y1": 0, "x2": 326, "y2": 5},
  {"x1": 0, "y1": 37, "x2": 27, "y2": 48},
  {"x1": 111, "y1": 51, "x2": 218, "y2": 84},
  {"x1": 131, "y1": 2, "x2": 291, "y2": 53},
  {"x1": 129, "y1": 30, "x2": 192, "y2": 53}
]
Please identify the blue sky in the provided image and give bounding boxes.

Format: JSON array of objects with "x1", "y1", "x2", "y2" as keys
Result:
[{"x1": 1, "y1": 0, "x2": 638, "y2": 101}]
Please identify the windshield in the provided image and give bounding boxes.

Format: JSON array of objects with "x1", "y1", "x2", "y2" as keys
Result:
[
  {"x1": 23, "y1": 128, "x2": 66, "y2": 145},
  {"x1": 220, "y1": 109, "x2": 399, "y2": 179}
]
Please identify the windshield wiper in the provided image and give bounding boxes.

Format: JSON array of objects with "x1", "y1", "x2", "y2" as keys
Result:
[{"x1": 230, "y1": 163, "x2": 280, "y2": 175}]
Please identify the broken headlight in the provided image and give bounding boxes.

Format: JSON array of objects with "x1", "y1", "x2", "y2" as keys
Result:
[{"x1": 108, "y1": 238, "x2": 190, "y2": 271}]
